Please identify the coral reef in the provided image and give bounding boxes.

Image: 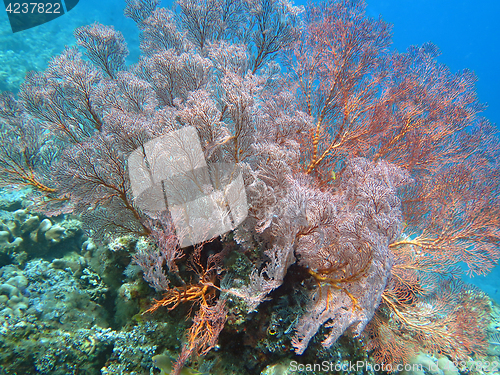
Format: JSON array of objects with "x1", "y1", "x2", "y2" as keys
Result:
[
  {"x1": 0, "y1": 191, "x2": 83, "y2": 266},
  {"x1": 0, "y1": 236, "x2": 184, "y2": 374},
  {"x1": 0, "y1": 267, "x2": 28, "y2": 318}
]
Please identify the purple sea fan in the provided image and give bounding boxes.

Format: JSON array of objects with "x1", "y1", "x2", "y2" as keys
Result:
[{"x1": 292, "y1": 157, "x2": 411, "y2": 354}]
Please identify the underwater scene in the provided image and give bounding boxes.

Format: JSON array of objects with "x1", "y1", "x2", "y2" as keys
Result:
[{"x1": 0, "y1": 0, "x2": 499, "y2": 374}]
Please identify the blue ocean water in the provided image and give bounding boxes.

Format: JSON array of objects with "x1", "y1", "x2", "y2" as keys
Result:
[{"x1": 363, "y1": 0, "x2": 500, "y2": 129}]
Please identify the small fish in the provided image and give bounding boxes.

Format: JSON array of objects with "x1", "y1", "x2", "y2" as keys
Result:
[{"x1": 152, "y1": 354, "x2": 204, "y2": 375}]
